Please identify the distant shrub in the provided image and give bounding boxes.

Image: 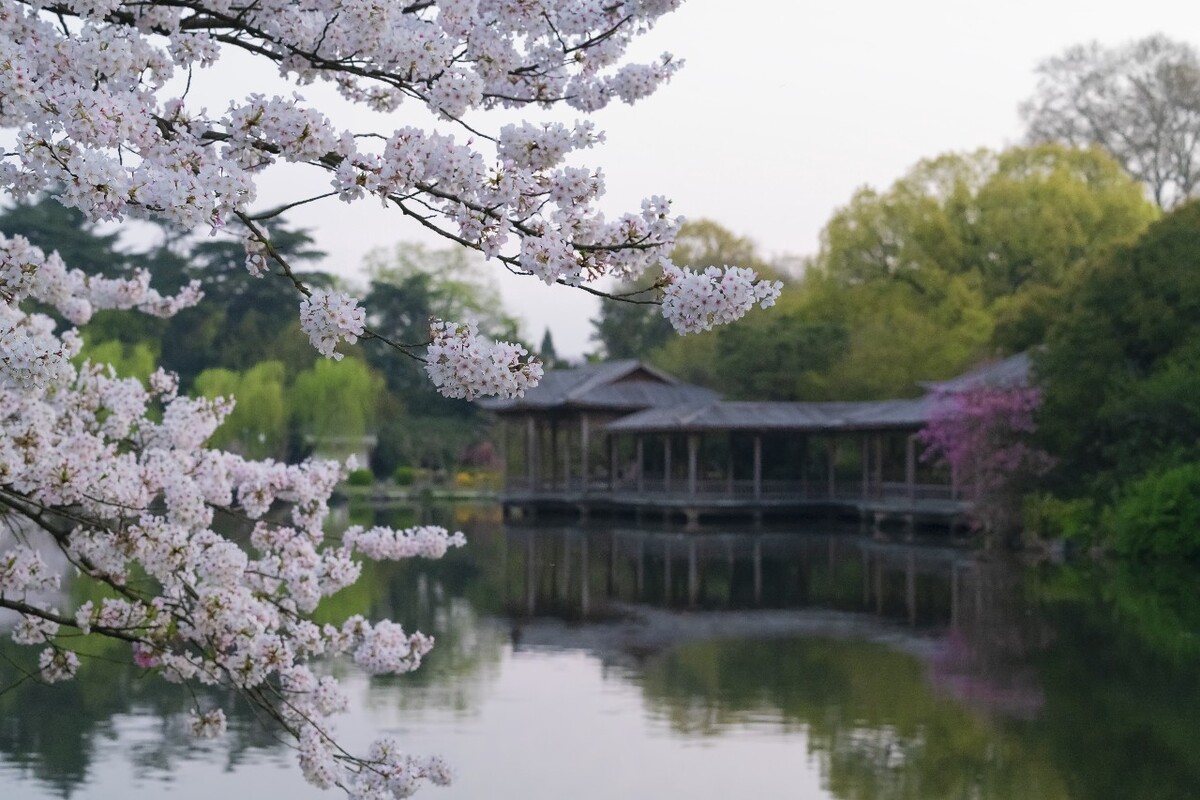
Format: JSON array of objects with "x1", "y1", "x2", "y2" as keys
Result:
[
  {"x1": 346, "y1": 468, "x2": 375, "y2": 487},
  {"x1": 1023, "y1": 493, "x2": 1097, "y2": 544},
  {"x1": 1106, "y1": 463, "x2": 1200, "y2": 559},
  {"x1": 392, "y1": 465, "x2": 419, "y2": 486}
]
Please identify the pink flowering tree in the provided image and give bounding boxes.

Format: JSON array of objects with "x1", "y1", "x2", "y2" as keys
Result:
[
  {"x1": 918, "y1": 385, "x2": 1054, "y2": 535},
  {"x1": 0, "y1": 1, "x2": 781, "y2": 796}
]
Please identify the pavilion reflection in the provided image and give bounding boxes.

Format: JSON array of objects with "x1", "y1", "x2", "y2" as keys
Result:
[{"x1": 501, "y1": 524, "x2": 983, "y2": 628}]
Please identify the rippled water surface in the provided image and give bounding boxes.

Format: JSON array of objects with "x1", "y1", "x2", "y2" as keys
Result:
[{"x1": 3, "y1": 504, "x2": 1199, "y2": 799}]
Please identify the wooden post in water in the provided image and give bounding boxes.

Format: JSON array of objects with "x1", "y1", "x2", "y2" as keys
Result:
[
  {"x1": 525, "y1": 535, "x2": 536, "y2": 616},
  {"x1": 688, "y1": 539, "x2": 698, "y2": 607},
  {"x1": 580, "y1": 535, "x2": 590, "y2": 618},
  {"x1": 905, "y1": 551, "x2": 916, "y2": 626},
  {"x1": 753, "y1": 538, "x2": 763, "y2": 606},
  {"x1": 663, "y1": 539, "x2": 672, "y2": 605},
  {"x1": 636, "y1": 537, "x2": 645, "y2": 598}
]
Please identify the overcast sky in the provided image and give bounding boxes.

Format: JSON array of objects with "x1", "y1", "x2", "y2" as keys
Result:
[{"x1": 221, "y1": 0, "x2": 1200, "y2": 358}]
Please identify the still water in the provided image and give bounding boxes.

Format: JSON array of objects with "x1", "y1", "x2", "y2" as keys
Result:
[{"x1": 2, "y1": 503, "x2": 1199, "y2": 799}]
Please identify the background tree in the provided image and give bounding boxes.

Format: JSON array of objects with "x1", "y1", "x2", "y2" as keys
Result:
[
  {"x1": 802, "y1": 144, "x2": 1155, "y2": 396},
  {"x1": 194, "y1": 361, "x2": 290, "y2": 460},
  {"x1": 1021, "y1": 35, "x2": 1200, "y2": 209},
  {"x1": 1036, "y1": 201, "x2": 1200, "y2": 493},
  {"x1": 160, "y1": 223, "x2": 332, "y2": 388},
  {"x1": 362, "y1": 243, "x2": 522, "y2": 417},
  {"x1": 289, "y1": 357, "x2": 383, "y2": 449}
]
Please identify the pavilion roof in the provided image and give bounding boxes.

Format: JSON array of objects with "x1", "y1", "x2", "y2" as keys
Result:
[
  {"x1": 605, "y1": 396, "x2": 935, "y2": 434},
  {"x1": 918, "y1": 351, "x2": 1031, "y2": 393},
  {"x1": 479, "y1": 359, "x2": 719, "y2": 413}
]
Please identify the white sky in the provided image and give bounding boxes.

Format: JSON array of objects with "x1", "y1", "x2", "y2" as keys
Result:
[{"x1": 203, "y1": 0, "x2": 1200, "y2": 358}]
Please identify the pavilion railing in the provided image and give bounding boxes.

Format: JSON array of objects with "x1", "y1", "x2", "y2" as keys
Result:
[{"x1": 503, "y1": 476, "x2": 965, "y2": 503}]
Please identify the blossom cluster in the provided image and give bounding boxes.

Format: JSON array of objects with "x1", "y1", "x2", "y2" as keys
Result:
[
  {"x1": 300, "y1": 289, "x2": 367, "y2": 360},
  {"x1": 660, "y1": 263, "x2": 783, "y2": 334},
  {"x1": 424, "y1": 320, "x2": 543, "y2": 401}
]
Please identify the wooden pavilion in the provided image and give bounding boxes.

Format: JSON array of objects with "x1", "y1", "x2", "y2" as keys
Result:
[{"x1": 483, "y1": 354, "x2": 1029, "y2": 528}]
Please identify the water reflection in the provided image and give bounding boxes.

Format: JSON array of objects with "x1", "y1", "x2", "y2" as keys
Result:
[{"x1": 2, "y1": 509, "x2": 1200, "y2": 799}]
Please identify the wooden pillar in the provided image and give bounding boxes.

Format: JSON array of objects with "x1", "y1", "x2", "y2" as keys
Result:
[
  {"x1": 549, "y1": 421, "x2": 558, "y2": 490},
  {"x1": 498, "y1": 419, "x2": 508, "y2": 489},
  {"x1": 827, "y1": 438, "x2": 838, "y2": 499},
  {"x1": 635, "y1": 435, "x2": 645, "y2": 493},
  {"x1": 873, "y1": 434, "x2": 883, "y2": 498},
  {"x1": 905, "y1": 434, "x2": 916, "y2": 501},
  {"x1": 726, "y1": 432, "x2": 734, "y2": 496},
  {"x1": 861, "y1": 435, "x2": 870, "y2": 499},
  {"x1": 752, "y1": 434, "x2": 762, "y2": 500},
  {"x1": 609, "y1": 435, "x2": 618, "y2": 490},
  {"x1": 664, "y1": 435, "x2": 673, "y2": 493},
  {"x1": 687, "y1": 434, "x2": 699, "y2": 496},
  {"x1": 526, "y1": 417, "x2": 538, "y2": 488},
  {"x1": 800, "y1": 436, "x2": 809, "y2": 499},
  {"x1": 561, "y1": 420, "x2": 571, "y2": 490},
  {"x1": 580, "y1": 414, "x2": 590, "y2": 493}
]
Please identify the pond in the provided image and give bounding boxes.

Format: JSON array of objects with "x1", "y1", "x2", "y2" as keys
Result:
[{"x1": 2, "y1": 503, "x2": 1199, "y2": 799}]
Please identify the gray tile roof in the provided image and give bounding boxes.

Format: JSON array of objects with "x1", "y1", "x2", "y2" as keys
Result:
[
  {"x1": 479, "y1": 360, "x2": 719, "y2": 413},
  {"x1": 919, "y1": 352, "x2": 1030, "y2": 393},
  {"x1": 604, "y1": 397, "x2": 935, "y2": 434}
]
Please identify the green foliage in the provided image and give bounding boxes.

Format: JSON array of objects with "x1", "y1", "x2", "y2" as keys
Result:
[
  {"x1": 159, "y1": 225, "x2": 332, "y2": 388},
  {"x1": 194, "y1": 361, "x2": 289, "y2": 459},
  {"x1": 803, "y1": 144, "x2": 1155, "y2": 397},
  {"x1": 1022, "y1": 493, "x2": 1098, "y2": 544},
  {"x1": 346, "y1": 468, "x2": 375, "y2": 487},
  {"x1": 371, "y1": 414, "x2": 487, "y2": 475},
  {"x1": 76, "y1": 339, "x2": 158, "y2": 384},
  {"x1": 1104, "y1": 463, "x2": 1200, "y2": 559},
  {"x1": 642, "y1": 147, "x2": 1154, "y2": 402},
  {"x1": 290, "y1": 357, "x2": 382, "y2": 443},
  {"x1": 1037, "y1": 202, "x2": 1200, "y2": 491},
  {"x1": 392, "y1": 465, "x2": 419, "y2": 486}
]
